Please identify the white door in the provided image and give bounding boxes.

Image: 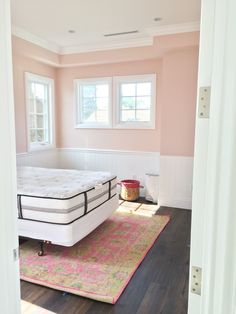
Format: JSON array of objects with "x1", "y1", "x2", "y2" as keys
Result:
[
  {"x1": 188, "y1": 0, "x2": 236, "y2": 313},
  {"x1": 0, "y1": 0, "x2": 21, "y2": 313}
]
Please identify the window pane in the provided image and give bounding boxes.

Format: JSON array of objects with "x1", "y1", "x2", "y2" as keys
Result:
[
  {"x1": 29, "y1": 115, "x2": 36, "y2": 128},
  {"x1": 82, "y1": 98, "x2": 96, "y2": 121},
  {"x1": 29, "y1": 83, "x2": 35, "y2": 98},
  {"x1": 83, "y1": 111, "x2": 96, "y2": 122},
  {"x1": 121, "y1": 110, "x2": 136, "y2": 122},
  {"x1": 37, "y1": 130, "x2": 45, "y2": 142},
  {"x1": 83, "y1": 98, "x2": 96, "y2": 108},
  {"x1": 136, "y1": 96, "x2": 151, "y2": 109},
  {"x1": 29, "y1": 100, "x2": 35, "y2": 113},
  {"x1": 136, "y1": 110, "x2": 150, "y2": 121},
  {"x1": 35, "y1": 83, "x2": 45, "y2": 99},
  {"x1": 97, "y1": 98, "x2": 108, "y2": 110},
  {"x1": 121, "y1": 83, "x2": 136, "y2": 96},
  {"x1": 36, "y1": 99, "x2": 44, "y2": 113},
  {"x1": 96, "y1": 85, "x2": 108, "y2": 97},
  {"x1": 120, "y1": 97, "x2": 135, "y2": 109},
  {"x1": 36, "y1": 115, "x2": 44, "y2": 128},
  {"x1": 82, "y1": 85, "x2": 96, "y2": 97},
  {"x1": 30, "y1": 130, "x2": 36, "y2": 143},
  {"x1": 97, "y1": 110, "x2": 108, "y2": 122},
  {"x1": 137, "y1": 83, "x2": 151, "y2": 96}
]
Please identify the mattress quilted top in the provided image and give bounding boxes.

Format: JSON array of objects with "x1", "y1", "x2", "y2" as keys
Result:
[{"x1": 17, "y1": 166, "x2": 116, "y2": 199}]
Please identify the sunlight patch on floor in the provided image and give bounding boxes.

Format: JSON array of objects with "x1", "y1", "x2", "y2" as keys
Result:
[
  {"x1": 117, "y1": 200, "x2": 160, "y2": 217},
  {"x1": 21, "y1": 300, "x2": 56, "y2": 314}
]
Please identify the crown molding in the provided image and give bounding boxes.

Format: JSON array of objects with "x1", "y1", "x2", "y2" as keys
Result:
[
  {"x1": 147, "y1": 21, "x2": 200, "y2": 36},
  {"x1": 59, "y1": 36, "x2": 153, "y2": 55},
  {"x1": 12, "y1": 21, "x2": 200, "y2": 56},
  {"x1": 12, "y1": 25, "x2": 60, "y2": 54}
]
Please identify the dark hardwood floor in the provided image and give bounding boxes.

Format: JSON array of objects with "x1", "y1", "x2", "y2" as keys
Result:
[{"x1": 20, "y1": 205, "x2": 191, "y2": 314}]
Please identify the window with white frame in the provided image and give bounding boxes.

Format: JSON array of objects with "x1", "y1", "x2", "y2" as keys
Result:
[
  {"x1": 114, "y1": 74, "x2": 156, "y2": 129},
  {"x1": 75, "y1": 77, "x2": 112, "y2": 128},
  {"x1": 25, "y1": 73, "x2": 55, "y2": 151}
]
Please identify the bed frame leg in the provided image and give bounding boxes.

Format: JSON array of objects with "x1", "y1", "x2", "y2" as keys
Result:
[{"x1": 38, "y1": 241, "x2": 45, "y2": 256}]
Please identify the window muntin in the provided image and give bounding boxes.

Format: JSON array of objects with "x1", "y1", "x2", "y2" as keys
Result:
[
  {"x1": 75, "y1": 78, "x2": 112, "y2": 128},
  {"x1": 25, "y1": 73, "x2": 54, "y2": 151}
]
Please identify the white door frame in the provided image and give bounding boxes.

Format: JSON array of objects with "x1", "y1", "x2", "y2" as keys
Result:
[
  {"x1": 188, "y1": 0, "x2": 236, "y2": 313},
  {"x1": 0, "y1": 0, "x2": 21, "y2": 313}
]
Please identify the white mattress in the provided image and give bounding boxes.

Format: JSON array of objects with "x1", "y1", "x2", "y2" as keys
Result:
[{"x1": 17, "y1": 167, "x2": 117, "y2": 224}]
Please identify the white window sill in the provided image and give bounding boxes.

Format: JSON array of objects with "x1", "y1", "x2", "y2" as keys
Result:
[
  {"x1": 113, "y1": 122, "x2": 155, "y2": 129},
  {"x1": 75, "y1": 124, "x2": 112, "y2": 129}
]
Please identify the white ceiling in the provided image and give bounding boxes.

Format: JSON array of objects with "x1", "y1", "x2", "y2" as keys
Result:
[{"x1": 11, "y1": 0, "x2": 201, "y2": 54}]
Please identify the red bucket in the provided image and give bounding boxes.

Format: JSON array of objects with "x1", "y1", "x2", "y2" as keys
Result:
[{"x1": 118, "y1": 180, "x2": 143, "y2": 201}]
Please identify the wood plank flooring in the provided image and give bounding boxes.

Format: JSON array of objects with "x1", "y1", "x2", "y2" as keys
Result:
[{"x1": 20, "y1": 206, "x2": 191, "y2": 314}]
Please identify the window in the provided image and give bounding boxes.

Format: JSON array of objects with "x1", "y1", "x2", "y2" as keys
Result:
[
  {"x1": 25, "y1": 73, "x2": 55, "y2": 151},
  {"x1": 75, "y1": 77, "x2": 112, "y2": 128},
  {"x1": 114, "y1": 74, "x2": 156, "y2": 129},
  {"x1": 74, "y1": 74, "x2": 156, "y2": 129}
]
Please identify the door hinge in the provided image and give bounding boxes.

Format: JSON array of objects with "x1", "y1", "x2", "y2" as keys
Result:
[
  {"x1": 13, "y1": 247, "x2": 19, "y2": 261},
  {"x1": 191, "y1": 266, "x2": 202, "y2": 295},
  {"x1": 198, "y1": 86, "x2": 211, "y2": 118}
]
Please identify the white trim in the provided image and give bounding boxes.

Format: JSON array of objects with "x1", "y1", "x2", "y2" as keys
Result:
[
  {"x1": 160, "y1": 198, "x2": 192, "y2": 210},
  {"x1": 16, "y1": 147, "x2": 57, "y2": 158},
  {"x1": 57, "y1": 147, "x2": 160, "y2": 156},
  {"x1": 113, "y1": 74, "x2": 156, "y2": 129},
  {"x1": 12, "y1": 25, "x2": 60, "y2": 54},
  {"x1": 189, "y1": 0, "x2": 236, "y2": 313},
  {"x1": 0, "y1": 0, "x2": 21, "y2": 312},
  {"x1": 199, "y1": 0, "x2": 236, "y2": 313},
  {"x1": 60, "y1": 36, "x2": 153, "y2": 55},
  {"x1": 147, "y1": 21, "x2": 200, "y2": 37},
  {"x1": 74, "y1": 77, "x2": 113, "y2": 129},
  {"x1": 25, "y1": 72, "x2": 56, "y2": 152},
  {"x1": 12, "y1": 22, "x2": 199, "y2": 55}
]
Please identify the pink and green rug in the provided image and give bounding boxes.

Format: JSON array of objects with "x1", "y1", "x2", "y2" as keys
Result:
[{"x1": 20, "y1": 210, "x2": 170, "y2": 304}]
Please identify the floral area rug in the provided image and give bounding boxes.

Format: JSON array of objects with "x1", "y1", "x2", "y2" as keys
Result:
[{"x1": 20, "y1": 209, "x2": 170, "y2": 304}]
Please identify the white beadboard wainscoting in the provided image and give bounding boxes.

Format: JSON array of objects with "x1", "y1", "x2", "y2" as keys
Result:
[
  {"x1": 57, "y1": 148, "x2": 160, "y2": 197},
  {"x1": 16, "y1": 149, "x2": 59, "y2": 168},
  {"x1": 16, "y1": 149, "x2": 194, "y2": 209},
  {"x1": 159, "y1": 155, "x2": 194, "y2": 209}
]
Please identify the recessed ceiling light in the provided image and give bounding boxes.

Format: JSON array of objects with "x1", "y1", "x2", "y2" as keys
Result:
[
  {"x1": 68, "y1": 30, "x2": 76, "y2": 34},
  {"x1": 154, "y1": 17, "x2": 162, "y2": 22}
]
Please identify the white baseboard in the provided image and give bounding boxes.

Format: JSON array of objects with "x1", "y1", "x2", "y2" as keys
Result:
[{"x1": 160, "y1": 199, "x2": 192, "y2": 210}]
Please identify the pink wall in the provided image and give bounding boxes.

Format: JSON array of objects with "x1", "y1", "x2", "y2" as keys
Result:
[
  {"x1": 12, "y1": 33, "x2": 199, "y2": 156},
  {"x1": 56, "y1": 59, "x2": 162, "y2": 151},
  {"x1": 57, "y1": 48, "x2": 198, "y2": 155},
  {"x1": 160, "y1": 47, "x2": 199, "y2": 156},
  {"x1": 12, "y1": 48, "x2": 56, "y2": 153}
]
